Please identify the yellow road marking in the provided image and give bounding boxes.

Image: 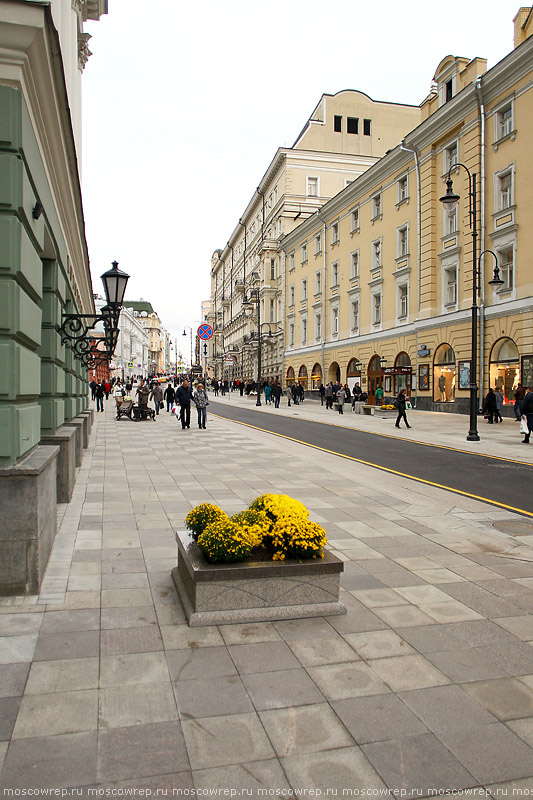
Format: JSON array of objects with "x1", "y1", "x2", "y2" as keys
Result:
[{"x1": 211, "y1": 412, "x2": 533, "y2": 519}]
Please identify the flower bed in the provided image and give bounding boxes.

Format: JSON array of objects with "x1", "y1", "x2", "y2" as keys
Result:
[{"x1": 172, "y1": 494, "x2": 346, "y2": 626}]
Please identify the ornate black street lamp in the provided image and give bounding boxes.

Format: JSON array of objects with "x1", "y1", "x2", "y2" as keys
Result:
[
  {"x1": 60, "y1": 261, "x2": 130, "y2": 369},
  {"x1": 440, "y1": 167, "x2": 502, "y2": 441},
  {"x1": 242, "y1": 289, "x2": 262, "y2": 406}
]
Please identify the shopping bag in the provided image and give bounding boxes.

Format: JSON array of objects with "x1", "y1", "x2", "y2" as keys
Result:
[
  {"x1": 171, "y1": 403, "x2": 176, "y2": 414},
  {"x1": 520, "y1": 416, "x2": 529, "y2": 435}
]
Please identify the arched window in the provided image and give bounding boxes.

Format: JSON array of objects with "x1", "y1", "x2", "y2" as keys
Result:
[
  {"x1": 433, "y1": 344, "x2": 456, "y2": 402},
  {"x1": 311, "y1": 363, "x2": 322, "y2": 390},
  {"x1": 286, "y1": 366, "x2": 295, "y2": 386},
  {"x1": 298, "y1": 365, "x2": 308, "y2": 389},
  {"x1": 346, "y1": 358, "x2": 361, "y2": 377},
  {"x1": 394, "y1": 352, "x2": 412, "y2": 394},
  {"x1": 328, "y1": 361, "x2": 341, "y2": 383},
  {"x1": 490, "y1": 338, "x2": 520, "y2": 405}
]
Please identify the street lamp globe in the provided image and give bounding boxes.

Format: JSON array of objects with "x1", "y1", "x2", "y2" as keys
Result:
[
  {"x1": 439, "y1": 178, "x2": 460, "y2": 212},
  {"x1": 101, "y1": 261, "x2": 130, "y2": 308}
]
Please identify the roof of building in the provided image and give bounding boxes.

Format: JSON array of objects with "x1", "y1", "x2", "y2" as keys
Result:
[{"x1": 124, "y1": 300, "x2": 155, "y2": 314}]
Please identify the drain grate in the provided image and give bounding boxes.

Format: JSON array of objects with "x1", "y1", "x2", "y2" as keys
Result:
[{"x1": 492, "y1": 520, "x2": 533, "y2": 536}]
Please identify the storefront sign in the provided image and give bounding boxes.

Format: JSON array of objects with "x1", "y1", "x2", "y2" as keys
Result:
[
  {"x1": 418, "y1": 364, "x2": 429, "y2": 391},
  {"x1": 458, "y1": 360, "x2": 471, "y2": 390},
  {"x1": 522, "y1": 355, "x2": 533, "y2": 389},
  {"x1": 383, "y1": 366, "x2": 412, "y2": 374}
]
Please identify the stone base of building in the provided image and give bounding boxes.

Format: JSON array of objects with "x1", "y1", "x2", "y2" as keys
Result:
[
  {"x1": 40, "y1": 425, "x2": 77, "y2": 503},
  {"x1": 67, "y1": 419, "x2": 85, "y2": 466},
  {"x1": 0, "y1": 445, "x2": 59, "y2": 595},
  {"x1": 172, "y1": 531, "x2": 346, "y2": 627}
]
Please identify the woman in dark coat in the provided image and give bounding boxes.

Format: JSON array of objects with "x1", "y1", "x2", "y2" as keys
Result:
[
  {"x1": 395, "y1": 389, "x2": 411, "y2": 429},
  {"x1": 484, "y1": 388, "x2": 497, "y2": 424}
]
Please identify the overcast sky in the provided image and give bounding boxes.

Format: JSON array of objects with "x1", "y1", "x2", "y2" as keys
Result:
[{"x1": 82, "y1": 0, "x2": 522, "y2": 345}]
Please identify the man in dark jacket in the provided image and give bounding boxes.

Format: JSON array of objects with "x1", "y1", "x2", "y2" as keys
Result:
[
  {"x1": 164, "y1": 383, "x2": 175, "y2": 412},
  {"x1": 176, "y1": 379, "x2": 193, "y2": 429}
]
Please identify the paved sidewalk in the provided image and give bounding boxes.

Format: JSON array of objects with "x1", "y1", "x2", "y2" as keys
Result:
[
  {"x1": 1, "y1": 401, "x2": 533, "y2": 796},
  {"x1": 211, "y1": 391, "x2": 533, "y2": 464}
]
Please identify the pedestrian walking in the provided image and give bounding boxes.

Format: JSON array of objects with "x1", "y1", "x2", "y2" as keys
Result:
[
  {"x1": 514, "y1": 384, "x2": 526, "y2": 421},
  {"x1": 291, "y1": 384, "x2": 299, "y2": 405},
  {"x1": 521, "y1": 386, "x2": 533, "y2": 444},
  {"x1": 95, "y1": 381, "x2": 105, "y2": 413},
  {"x1": 272, "y1": 382, "x2": 281, "y2": 408},
  {"x1": 286, "y1": 385, "x2": 292, "y2": 407},
  {"x1": 494, "y1": 388, "x2": 504, "y2": 423},
  {"x1": 113, "y1": 380, "x2": 125, "y2": 409},
  {"x1": 325, "y1": 382, "x2": 334, "y2": 410},
  {"x1": 336, "y1": 386, "x2": 346, "y2": 414},
  {"x1": 150, "y1": 383, "x2": 163, "y2": 415},
  {"x1": 176, "y1": 378, "x2": 193, "y2": 429},
  {"x1": 483, "y1": 388, "x2": 497, "y2": 424},
  {"x1": 89, "y1": 379, "x2": 97, "y2": 400},
  {"x1": 164, "y1": 383, "x2": 175, "y2": 412},
  {"x1": 395, "y1": 389, "x2": 411, "y2": 429},
  {"x1": 136, "y1": 379, "x2": 150, "y2": 408},
  {"x1": 264, "y1": 384, "x2": 272, "y2": 405},
  {"x1": 318, "y1": 384, "x2": 325, "y2": 406},
  {"x1": 193, "y1": 383, "x2": 209, "y2": 429},
  {"x1": 297, "y1": 382, "x2": 305, "y2": 404},
  {"x1": 103, "y1": 380, "x2": 111, "y2": 400},
  {"x1": 375, "y1": 385, "x2": 384, "y2": 406}
]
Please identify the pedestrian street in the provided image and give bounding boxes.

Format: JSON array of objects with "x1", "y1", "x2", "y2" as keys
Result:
[{"x1": 1, "y1": 401, "x2": 533, "y2": 795}]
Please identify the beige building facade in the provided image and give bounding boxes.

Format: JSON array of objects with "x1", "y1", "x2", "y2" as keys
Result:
[
  {"x1": 208, "y1": 91, "x2": 421, "y2": 383},
  {"x1": 280, "y1": 25, "x2": 533, "y2": 414}
]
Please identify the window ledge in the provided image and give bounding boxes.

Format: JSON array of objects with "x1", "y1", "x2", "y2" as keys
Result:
[
  {"x1": 396, "y1": 197, "x2": 410, "y2": 209},
  {"x1": 493, "y1": 130, "x2": 517, "y2": 150},
  {"x1": 350, "y1": 228, "x2": 360, "y2": 236},
  {"x1": 331, "y1": 240, "x2": 340, "y2": 247},
  {"x1": 371, "y1": 214, "x2": 383, "y2": 225}
]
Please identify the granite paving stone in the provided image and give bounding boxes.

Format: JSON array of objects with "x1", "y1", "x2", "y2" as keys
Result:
[
  {"x1": 173, "y1": 674, "x2": 254, "y2": 719},
  {"x1": 424, "y1": 647, "x2": 510, "y2": 682},
  {"x1": 373, "y1": 606, "x2": 437, "y2": 628},
  {"x1": 182, "y1": 712, "x2": 275, "y2": 769},
  {"x1": 361, "y1": 733, "x2": 477, "y2": 798},
  {"x1": 99, "y1": 682, "x2": 178, "y2": 728},
  {"x1": 25, "y1": 657, "x2": 99, "y2": 693},
  {"x1": 100, "y1": 626, "x2": 164, "y2": 655},
  {"x1": 280, "y1": 746, "x2": 390, "y2": 793},
  {"x1": 0, "y1": 696, "x2": 22, "y2": 741},
  {"x1": 0, "y1": 663, "x2": 30, "y2": 698},
  {"x1": 242, "y1": 667, "x2": 325, "y2": 710},
  {"x1": 461, "y1": 678, "x2": 533, "y2": 720},
  {"x1": 218, "y1": 621, "x2": 282, "y2": 645},
  {"x1": 0, "y1": 732, "x2": 98, "y2": 789},
  {"x1": 100, "y1": 605, "x2": 158, "y2": 630},
  {"x1": 12, "y1": 689, "x2": 98, "y2": 738},
  {"x1": 398, "y1": 684, "x2": 498, "y2": 732},
  {"x1": 286, "y1": 635, "x2": 359, "y2": 667},
  {"x1": 33, "y1": 630, "x2": 100, "y2": 661},
  {"x1": 331, "y1": 693, "x2": 428, "y2": 744},
  {"x1": 0, "y1": 635, "x2": 38, "y2": 664},
  {"x1": 97, "y1": 721, "x2": 190, "y2": 782},
  {"x1": 259, "y1": 703, "x2": 355, "y2": 757},
  {"x1": 99, "y1": 651, "x2": 170, "y2": 687},
  {"x1": 39, "y1": 609, "x2": 100, "y2": 634},
  {"x1": 192, "y1": 759, "x2": 291, "y2": 794},
  {"x1": 436, "y1": 723, "x2": 533, "y2": 784},
  {"x1": 344, "y1": 630, "x2": 415, "y2": 660},
  {"x1": 167, "y1": 646, "x2": 238, "y2": 681},
  {"x1": 307, "y1": 661, "x2": 391, "y2": 701},
  {"x1": 228, "y1": 640, "x2": 300, "y2": 674},
  {"x1": 0, "y1": 613, "x2": 43, "y2": 637}
]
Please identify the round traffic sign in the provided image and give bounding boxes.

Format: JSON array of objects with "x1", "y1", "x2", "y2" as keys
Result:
[{"x1": 197, "y1": 324, "x2": 213, "y2": 341}]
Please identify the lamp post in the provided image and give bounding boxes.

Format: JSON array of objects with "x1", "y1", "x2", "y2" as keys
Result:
[
  {"x1": 182, "y1": 326, "x2": 193, "y2": 374},
  {"x1": 60, "y1": 261, "x2": 130, "y2": 370},
  {"x1": 242, "y1": 289, "x2": 262, "y2": 406},
  {"x1": 440, "y1": 168, "x2": 503, "y2": 441}
]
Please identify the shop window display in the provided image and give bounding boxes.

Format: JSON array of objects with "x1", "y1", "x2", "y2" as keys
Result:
[
  {"x1": 433, "y1": 344, "x2": 456, "y2": 402},
  {"x1": 311, "y1": 363, "x2": 322, "y2": 390},
  {"x1": 489, "y1": 339, "x2": 520, "y2": 405}
]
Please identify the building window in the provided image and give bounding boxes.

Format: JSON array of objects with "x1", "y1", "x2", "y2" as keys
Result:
[
  {"x1": 372, "y1": 293, "x2": 382, "y2": 326},
  {"x1": 315, "y1": 234, "x2": 322, "y2": 255},
  {"x1": 444, "y1": 266, "x2": 457, "y2": 307},
  {"x1": 289, "y1": 323, "x2": 294, "y2": 347},
  {"x1": 289, "y1": 285, "x2": 295, "y2": 307},
  {"x1": 372, "y1": 239, "x2": 382, "y2": 269},
  {"x1": 497, "y1": 104, "x2": 513, "y2": 139},
  {"x1": 334, "y1": 115, "x2": 342, "y2": 132},
  {"x1": 363, "y1": 118, "x2": 371, "y2": 136},
  {"x1": 301, "y1": 317, "x2": 307, "y2": 345},
  {"x1": 270, "y1": 258, "x2": 276, "y2": 279},
  {"x1": 498, "y1": 170, "x2": 513, "y2": 210},
  {"x1": 314, "y1": 270, "x2": 321, "y2": 294},
  {"x1": 331, "y1": 222, "x2": 339, "y2": 245},
  {"x1": 302, "y1": 243, "x2": 308, "y2": 263},
  {"x1": 445, "y1": 141, "x2": 458, "y2": 173},
  {"x1": 350, "y1": 250, "x2": 359, "y2": 278},
  {"x1": 307, "y1": 177, "x2": 318, "y2": 197},
  {"x1": 397, "y1": 175, "x2": 408, "y2": 203},
  {"x1": 398, "y1": 284, "x2": 408, "y2": 319},
  {"x1": 269, "y1": 299, "x2": 275, "y2": 322},
  {"x1": 347, "y1": 117, "x2": 359, "y2": 134},
  {"x1": 301, "y1": 278, "x2": 307, "y2": 301},
  {"x1": 331, "y1": 307, "x2": 339, "y2": 336},
  {"x1": 289, "y1": 253, "x2": 295, "y2": 270},
  {"x1": 351, "y1": 299, "x2": 359, "y2": 332},
  {"x1": 351, "y1": 208, "x2": 360, "y2": 233},
  {"x1": 315, "y1": 313, "x2": 321, "y2": 340},
  {"x1": 497, "y1": 247, "x2": 514, "y2": 291},
  {"x1": 397, "y1": 225, "x2": 408, "y2": 257},
  {"x1": 445, "y1": 206, "x2": 457, "y2": 235},
  {"x1": 331, "y1": 262, "x2": 339, "y2": 287},
  {"x1": 372, "y1": 193, "x2": 382, "y2": 220},
  {"x1": 445, "y1": 78, "x2": 453, "y2": 102}
]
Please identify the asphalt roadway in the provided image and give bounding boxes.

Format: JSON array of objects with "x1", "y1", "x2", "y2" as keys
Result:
[{"x1": 209, "y1": 399, "x2": 533, "y2": 516}]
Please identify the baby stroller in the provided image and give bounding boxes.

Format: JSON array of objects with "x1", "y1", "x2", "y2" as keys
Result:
[{"x1": 116, "y1": 396, "x2": 134, "y2": 421}]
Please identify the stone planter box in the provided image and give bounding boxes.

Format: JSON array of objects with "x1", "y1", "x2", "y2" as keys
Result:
[
  {"x1": 375, "y1": 409, "x2": 397, "y2": 419},
  {"x1": 172, "y1": 531, "x2": 346, "y2": 627}
]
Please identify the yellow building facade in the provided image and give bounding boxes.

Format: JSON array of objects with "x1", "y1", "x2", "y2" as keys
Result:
[
  {"x1": 280, "y1": 32, "x2": 533, "y2": 414},
  {"x1": 208, "y1": 91, "x2": 421, "y2": 383}
]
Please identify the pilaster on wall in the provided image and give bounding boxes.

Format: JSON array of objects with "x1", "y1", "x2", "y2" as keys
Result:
[
  {"x1": 419, "y1": 155, "x2": 438, "y2": 317},
  {"x1": 40, "y1": 259, "x2": 67, "y2": 435}
]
